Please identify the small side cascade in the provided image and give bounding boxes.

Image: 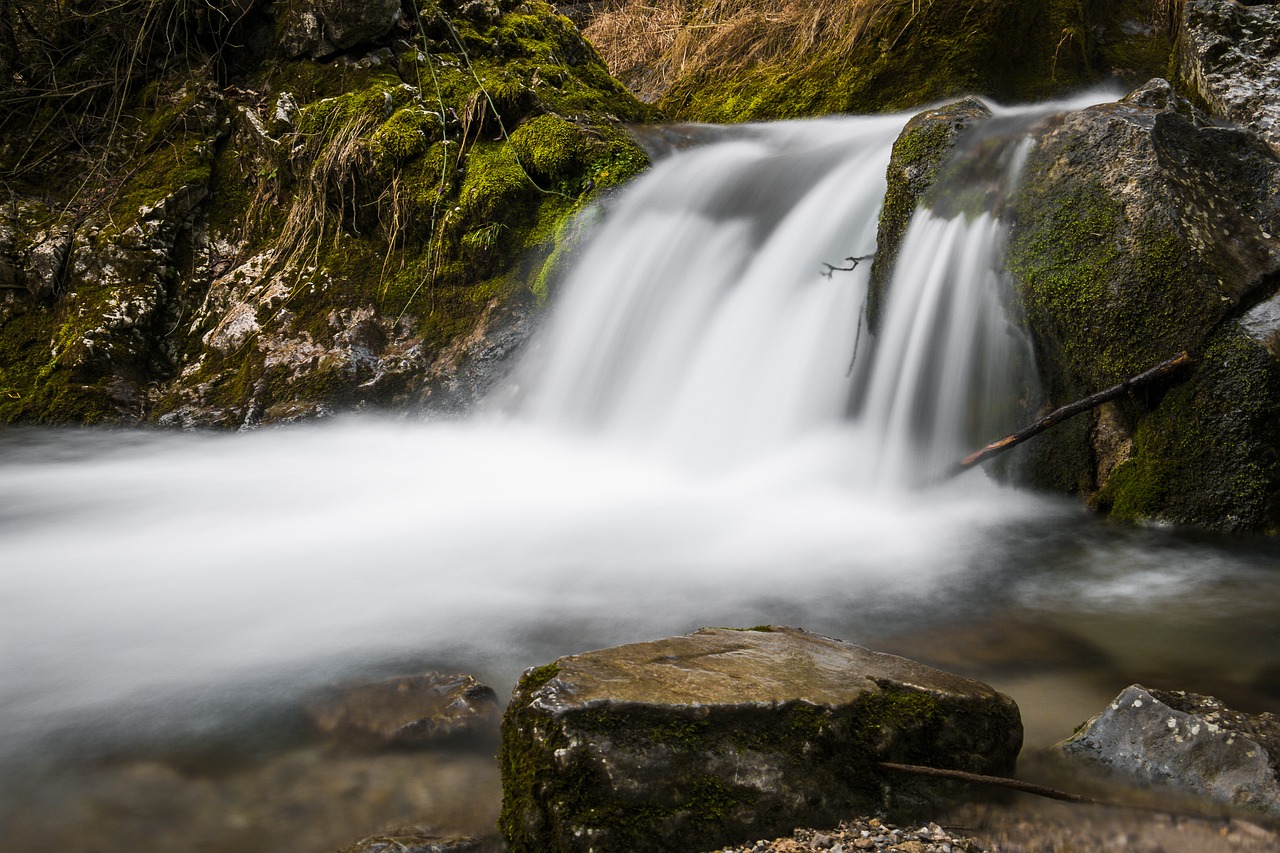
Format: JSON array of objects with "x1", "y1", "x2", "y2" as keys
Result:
[{"x1": 856, "y1": 121, "x2": 1044, "y2": 488}]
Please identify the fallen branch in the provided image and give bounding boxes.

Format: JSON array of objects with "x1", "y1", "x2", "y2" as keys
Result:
[
  {"x1": 876, "y1": 762, "x2": 1099, "y2": 805},
  {"x1": 875, "y1": 761, "x2": 1230, "y2": 820},
  {"x1": 952, "y1": 351, "x2": 1194, "y2": 475}
]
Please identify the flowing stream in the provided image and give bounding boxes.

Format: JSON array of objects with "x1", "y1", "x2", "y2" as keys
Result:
[{"x1": 4, "y1": 97, "x2": 1280, "y2": 851}]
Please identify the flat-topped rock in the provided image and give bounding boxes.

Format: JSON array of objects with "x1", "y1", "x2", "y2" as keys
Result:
[{"x1": 499, "y1": 626, "x2": 1022, "y2": 853}]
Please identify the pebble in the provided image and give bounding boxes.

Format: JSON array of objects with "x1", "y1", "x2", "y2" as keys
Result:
[{"x1": 703, "y1": 818, "x2": 988, "y2": 853}]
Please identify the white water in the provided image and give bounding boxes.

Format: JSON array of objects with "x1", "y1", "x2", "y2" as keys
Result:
[{"x1": 4, "y1": 95, "x2": 1280, "y2": 782}]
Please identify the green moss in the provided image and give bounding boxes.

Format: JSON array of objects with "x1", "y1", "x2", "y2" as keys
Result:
[
  {"x1": 521, "y1": 662, "x2": 562, "y2": 691},
  {"x1": 2, "y1": 0, "x2": 658, "y2": 426},
  {"x1": 499, "y1": 671, "x2": 1001, "y2": 852},
  {"x1": 1098, "y1": 328, "x2": 1280, "y2": 531},
  {"x1": 509, "y1": 114, "x2": 585, "y2": 182},
  {"x1": 368, "y1": 105, "x2": 441, "y2": 175}
]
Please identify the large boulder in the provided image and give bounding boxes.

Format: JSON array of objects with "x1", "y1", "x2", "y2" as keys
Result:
[
  {"x1": 1176, "y1": 0, "x2": 1280, "y2": 153},
  {"x1": 1004, "y1": 79, "x2": 1280, "y2": 529},
  {"x1": 499, "y1": 627, "x2": 1022, "y2": 853},
  {"x1": 1059, "y1": 684, "x2": 1280, "y2": 818}
]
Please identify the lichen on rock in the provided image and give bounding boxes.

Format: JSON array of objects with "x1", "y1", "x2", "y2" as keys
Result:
[{"x1": 1060, "y1": 684, "x2": 1280, "y2": 818}]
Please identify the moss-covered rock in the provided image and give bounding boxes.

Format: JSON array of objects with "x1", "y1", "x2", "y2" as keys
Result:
[
  {"x1": 1097, "y1": 326, "x2": 1280, "y2": 532},
  {"x1": 0, "y1": 0, "x2": 657, "y2": 426},
  {"x1": 868, "y1": 97, "x2": 991, "y2": 332},
  {"x1": 499, "y1": 626, "x2": 1022, "y2": 853},
  {"x1": 1005, "y1": 79, "x2": 1280, "y2": 528}
]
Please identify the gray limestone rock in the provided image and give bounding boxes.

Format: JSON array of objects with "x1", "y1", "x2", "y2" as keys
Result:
[
  {"x1": 1059, "y1": 684, "x2": 1280, "y2": 818},
  {"x1": 499, "y1": 626, "x2": 1023, "y2": 853},
  {"x1": 1177, "y1": 0, "x2": 1280, "y2": 152}
]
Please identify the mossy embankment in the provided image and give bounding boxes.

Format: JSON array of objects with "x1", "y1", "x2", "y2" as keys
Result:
[
  {"x1": 0, "y1": 0, "x2": 656, "y2": 426},
  {"x1": 582, "y1": 0, "x2": 1180, "y2": 123}
]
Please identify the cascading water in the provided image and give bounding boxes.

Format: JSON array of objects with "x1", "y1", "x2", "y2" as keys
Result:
[
  {"x1": 513, "y1": 110, "x2": 1038, "y2": 485},
  {"x1": 6, "y1": 92, "x2": 1280, "y2": 853}
]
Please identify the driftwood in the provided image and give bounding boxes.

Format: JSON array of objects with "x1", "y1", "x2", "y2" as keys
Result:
[
  {"x1": 876, "y1": 761, "x2": 1100, "y2": 805},
  {"x1": 875, "y1": 761, "x2": 1230, "y2": 820},
  {"x1": 952, "y1": 351, "x2": 1195, "y2": 475}
]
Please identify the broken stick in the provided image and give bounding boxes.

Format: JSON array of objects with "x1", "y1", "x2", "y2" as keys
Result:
[{"x1": 952, "y1": 351, "x2": 1194, "y2": 475}]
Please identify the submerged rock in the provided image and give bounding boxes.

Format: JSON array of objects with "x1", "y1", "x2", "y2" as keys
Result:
[
  {"x1": 308, "y1": 673, "x2": 500, "y2": 747},
  {"x1": 1059, "y1": 684, "x2": 1280, "y2": 818},
  {"x1": 499, "y1": 626, "x2": 1022, "y2": 853},
  {"x1": 1177, "y1": 0, "x2": 1280, "y2": 152}
]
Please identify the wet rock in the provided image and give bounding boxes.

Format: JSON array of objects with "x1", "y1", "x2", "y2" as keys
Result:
[
  {"x1": 1058, "y1": 684, "x2": 1280, "y2": 818},
  {"x1": 1007, "y1": 79, "x2": 1280, "y2": 529},
  {"x1": 1177, "y1": 0, "x2": 1280, "y2": 152},
  {"x1": 309, "y1": 673, "x2": 500, "y2": 748},
  {"x1": 499, "y1": 626, "x2": 1022, "y2": 853}
]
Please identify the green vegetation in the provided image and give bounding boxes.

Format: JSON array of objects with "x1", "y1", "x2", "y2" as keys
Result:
[
  {"x1": 0, "y1": 0, "x2": 656, "y2": 425},
  {"x1": 584, "y1": 0, "x2": 1177, "y2": 124}
]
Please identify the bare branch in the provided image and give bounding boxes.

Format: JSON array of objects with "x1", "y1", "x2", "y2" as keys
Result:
[
  {"x1": 821, "y1": 253, "x2": 873, "y2": 278},
  {"x1": 951, "y1": 351, "x2": 1195, "y2": 476}
]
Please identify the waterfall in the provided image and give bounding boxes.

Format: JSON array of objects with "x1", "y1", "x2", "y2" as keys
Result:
[
  {"x1": 0, "y1": 95, "x2": 1122, "y2": 765},
  {"x1": 510, "y1": 109, "x2": 1048, "y2": 485}
]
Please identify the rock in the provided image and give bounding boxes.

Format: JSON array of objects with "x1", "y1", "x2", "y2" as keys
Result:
[
  {"x1": 1058, "y1": 684, "x2": 1280, "y2": 818},
  {"x1": 1177, "y1": 0, "x2": 1280, "y2": 153},
  {"x1": 308, "y1": 673, "x2": 500, "y2": 747},
  {"x1": 869, "y1": 98, "x2": 991, "y2": 332},
  {"x1": 278, "y1": 0, "x2": 403, "y2": 58},
  {"x1": 499, "y1": 626, "x2": 1022, "y2": 853},
  {"x1": 339, "y1": 831, "x2": 503, "y2": 853},
  {"x1": 1006, "y1": 79, "x2": 1280, "y2": 528},
  {"x1": 704, "y1": 819, "x2": 988, "y2": 853}
]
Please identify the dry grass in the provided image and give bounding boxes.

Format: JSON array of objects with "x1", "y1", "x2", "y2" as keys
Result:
[
  {"x1": 584, "y1": 0, "x2": 964, "y2": 102},
  {"x1": 582, "y1": 0, "x2": 1184, "y2": 104}
]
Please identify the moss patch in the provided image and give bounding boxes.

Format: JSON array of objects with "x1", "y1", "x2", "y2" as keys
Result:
[{"x1": 1098, "y1": 328, "x2": 1280, "y2": 532}]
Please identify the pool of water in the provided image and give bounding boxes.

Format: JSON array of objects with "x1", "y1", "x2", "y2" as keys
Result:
[{"x1": 2, "y1": 419, "x2": 1278, "y2": 851}]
